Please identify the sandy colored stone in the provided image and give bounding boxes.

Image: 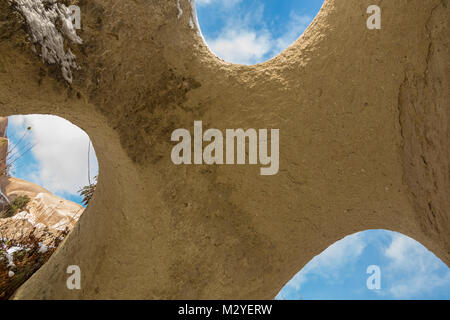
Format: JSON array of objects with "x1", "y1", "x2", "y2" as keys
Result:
[
  {"x1": 0, "y1": 176, "x2": 84, "y2": 245},
  {"x1": 1, "y1": 218, "x2": 59, "y2": 247},
  {"x1": 0, "y1": 117, "x2": 7, "y2": 175},
  {"x1": 0, "y1": 117, "x2": 6, "y2": 137},
  {"x1": 0, "y1": 0, "x2": 447, "y2": 299},
  {"x1": 1, "y1": 176, "x2": 84, "y2": 229}
]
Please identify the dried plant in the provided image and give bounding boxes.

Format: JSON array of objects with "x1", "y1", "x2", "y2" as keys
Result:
[
  {"x1": 78, "y1": 175, "x2": 97, "y2": 206},
  {"x1": 0, "y1": 228, "x2": 68, "y2": 300}
]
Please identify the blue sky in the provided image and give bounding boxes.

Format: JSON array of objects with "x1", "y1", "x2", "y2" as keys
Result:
[
  {"x1": 276, "y1": 230, "x2": 450, "y2": 300},
  {"x1": 6, "y1": 115, "x2": 98, "y2": 205},
  {"x1": 2, "y1": 0, "x2": 448, "y2": 300},
  {"x1": 196, "y1": 0, "x2": 325, "y2": 64},
  {"x1": 198, "y1": 0, "x2": 449, "y2": 299}
]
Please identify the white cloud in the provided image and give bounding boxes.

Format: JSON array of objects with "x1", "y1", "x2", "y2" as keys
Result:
[
  {"x1": 196, "y1": 0, "x2": 241, "y2": 7},
  {"x1": 384, "y1": 234, "x2": 450, "y2": 299},
  {"x1": 9, "y1": 115, "x2": 25, "y2": 127},
  {"x1": 202, "y1": 5, "x2": 313, "y2": 65},
  {"x1": 196, "y1": 0, "x2": 212, "y2": 5},
  {"x1": 8, "y1": 115, "x2": 98, "y2": 197},
  {"x1": 277, "y1": 230, "x2": 450, "y2": 299},
  {"x1": 389, "y1": 272, "x2": 450, "y2": 299},
  {"x1": 274, "y1": 13, "x2": 312, "y2": 52},
  {"x1": 207, "y1": 29, "x2": 272, "y2": 65}
]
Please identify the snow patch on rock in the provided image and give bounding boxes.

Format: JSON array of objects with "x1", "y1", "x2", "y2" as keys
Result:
[
  {"x1": 177, "y1": 0, "x2": 183, "y2": 19},
  {"x1": 37, "y1": 242, "x2": 48, "y2": 253},
  {"x1": 0, "y1": 188, "x2": 9, "y2": 205},
  {"x1": 13, "y1": 0, "x2": 82, "y2": 83},
  {"x1": 5, "y1": 245, "x2": 23, "y2": 267},
  {"x1": 12, "y1": 211, "x2": 47, "y2": 230},
  {"x1": 188, "y1": 0, "x2": 206, "y2": 43}
]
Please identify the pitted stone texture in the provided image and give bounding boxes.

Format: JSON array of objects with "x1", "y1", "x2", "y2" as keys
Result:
[
  {"x1": 0, "y1": 117, "x2": 6, "y2": 137},
  {"x1": 0, "y1": 117, "x2": 8, "y2": 176},
  {"x1": 0, "y1": 176, "x2": 84, "y2": 246},
  {"x1": 0, "y1": 0, "x2": 448, "y2": 299}
]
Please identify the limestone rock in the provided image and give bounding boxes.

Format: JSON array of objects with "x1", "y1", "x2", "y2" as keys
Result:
[
  {"x1": 0, "y1": 217, "x2": 61, "y2": 247},
  {"x1": 0, "y1": 0, "x2": 447, "y2": 299},
  {"x1": 0, "y1": 176, "x2": 84, "y2": 236},
  {"x1": 0, "y1": 176, "x2": 84, "y2": 299},
  {"x1": 0, "y1": 117, "x2": 7, "y2": 137},
  {"x1": 0, "y1": 117, "x2": 7, "y2": 176}
]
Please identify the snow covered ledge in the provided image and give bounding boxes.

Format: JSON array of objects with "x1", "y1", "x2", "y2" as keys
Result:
[{"x1": 12, "y1": 0, "x2": 82, "y2": 83}]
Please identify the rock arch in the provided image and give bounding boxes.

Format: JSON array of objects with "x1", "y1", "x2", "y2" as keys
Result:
[
  {"x1": 0, "y1": 118, "x2": 7, "y2": 176},
  {"x1": 277, "y1": 229, "x2": 450, "y2": 299},
  {"x1": 0, "y1": 0, "x2": 447, "y2": 299}
]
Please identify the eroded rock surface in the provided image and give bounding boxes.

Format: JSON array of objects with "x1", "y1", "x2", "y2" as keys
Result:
[
  {"x1": 0, "y1": 0, "x2": 447, "y2": 299},
  {"x1": 0, "y1": 117, "x2": 83, "y2": 299},
  {"x1": 0, "y1": 177, "x2": 83, "y2": 241},
  {"x1": 0, "y1": 117, "x2": 7, "y2": 177},
  {"x1": 0, "y1": 177, "x2": 83, "y2": 299}
]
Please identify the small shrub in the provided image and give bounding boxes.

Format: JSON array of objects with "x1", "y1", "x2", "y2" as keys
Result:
[
  {"x1": 0, "y1": 230, "x2": 67, "y2": 300},
  {"x1": 0, "y1": 195, "x2": 31, "y2": 218},
  {"x1": 78, "y1": 176, "x2": 97, "y2": 206}
]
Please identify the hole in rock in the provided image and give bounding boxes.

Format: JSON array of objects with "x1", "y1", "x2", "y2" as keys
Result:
[
  {"x1": 0, "y1": 115, "x2": 98, "y2": 299},
  {"x1": 196, "y1": 0, "x2": 325, "y2": 65},
  {"x1": 276, "y1": 230, "x2": 450, "y2": 299}
]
